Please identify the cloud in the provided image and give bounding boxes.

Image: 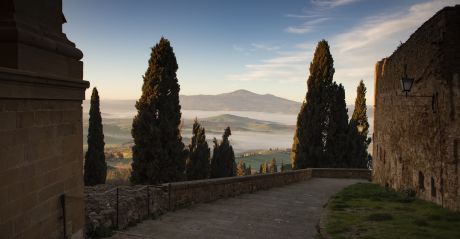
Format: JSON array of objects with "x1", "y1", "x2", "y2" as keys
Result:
[
  {"x1": 227, "y1": 45, "x2": 313, "y2": 83},
  {"x1": 251, "y1": 43, "x2": 281, "y2": 51},
  {"x1": 311, "y1": 0, "x2": 361, "y2": 8},
  {"x1": 285, "y1": 17, "x2": 329, "y2": 34},
  {"x1": 285, "y1": 14, "x2": 321, "y2": 18},
  {"x1": 228, "y1": 0, "x2": 458, "y2": 104}
]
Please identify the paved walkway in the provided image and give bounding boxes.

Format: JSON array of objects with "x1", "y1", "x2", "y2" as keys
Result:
[{"x1": 110, "y1": 178, "x2": 364, "y2": 239}]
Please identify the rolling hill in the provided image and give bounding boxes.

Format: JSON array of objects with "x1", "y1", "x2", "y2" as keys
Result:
[{"x1": 179, "y1": 89, "x2": 301, "y2": 114}]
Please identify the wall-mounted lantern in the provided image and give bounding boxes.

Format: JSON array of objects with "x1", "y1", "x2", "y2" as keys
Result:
[
  {"x1": 400, "y1": 64, "x2": 414, "y2": 97},
  {"x1": 357, "y1": 124, "x2": 364, "y2": 133},
  {"x1": 400, "y1": 64, "x2": 438, "y2": 113}
]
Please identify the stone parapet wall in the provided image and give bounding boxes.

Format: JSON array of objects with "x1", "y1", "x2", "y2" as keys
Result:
[
  {"x1": 166, "y1": 169, "x2": 313, "y2": 210},
  {"x1": 84, "y1": 168, "x2": 372, "y2": 236},
  {"x1": 84, "y1": 185, "x2": 167, "y2": 237},
  {"x1": 311, "y1": 168, "x2": 372, "y2": 180}
]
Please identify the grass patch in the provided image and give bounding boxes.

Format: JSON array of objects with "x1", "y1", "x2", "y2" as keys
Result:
[{"x1": 324, "y1": 183, "x2": 460, "y2": 239}]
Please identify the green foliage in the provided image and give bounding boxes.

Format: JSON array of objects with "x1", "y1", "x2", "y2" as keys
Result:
[
  {"x1": 325, "y1": 183, "x2": 460, "y2": 239},
  {"x1": 210, "y1": 127, "x2": 236, "y2": 178},
  {"x1": 236, "y1": 161, "x2": 251, "y2": 176},
  {"x1": 130, "y1": 37, "x2": 187, "y2": 185},
  {"x1": 291, "y1": 39, "x2": 350, "y2": 169},
  {"x1": 84, "y1": 87, "x2": 107, "y2": 186},
  {"x1": 324, "y1": 83, "x2": 349, "y2": 168},
  {"x1": 186, "y1": 118, "x2": 210, "y2": 180},
  {"x1": 269, "y1": 158, "x2": 277, "y2": 173},
  {"x1": 348, "y1": 80, "x2": 372, "y2": 168}
]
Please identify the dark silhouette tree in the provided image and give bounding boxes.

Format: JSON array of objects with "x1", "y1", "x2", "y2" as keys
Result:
[
  {"x1": 269, "y1": 158, "x2": 278, "y2": 173},
  {"x1": 246, "y1": 165, "x2": 252, "y2": 175},
  {"x1": 349, "y1": 80, "x2": 372, "y2": 168},
  {"x1": 324, "y1": 83, "x2": 350, "y2": 167},
  {"x1": 130, "y1": 37, "x2": 187, "y2": 185},
  {"x1": 84, "y1": 87, "x2": 107, "y2": 186},
  {"x1": 186, "y1": 118, "x2": 210, "y2": 180},
  {"x1": 210, "y1": 127, "x2": 235, "y2": 178},
  {"x1": 291, "y1": 40, "x2": 335, "y2": 169}
]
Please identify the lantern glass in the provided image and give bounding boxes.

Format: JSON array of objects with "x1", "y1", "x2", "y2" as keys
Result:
[
  {"x1": 357, "y1": 124, "x2": 364, "y2": 133},
  {"x1": 400, "y1": 76, "x2": 414, "y2": 93}
]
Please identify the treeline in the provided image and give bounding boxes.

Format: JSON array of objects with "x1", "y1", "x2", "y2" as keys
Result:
[
  {"x1": 83, "y1": 37, "x2": 371, "y2": 186},
  {"x1": 291, "y1": 40, "x2": 371, "y2": 170}
]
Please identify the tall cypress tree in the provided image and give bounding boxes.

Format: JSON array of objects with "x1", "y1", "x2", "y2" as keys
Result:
[
  {"x1": 291, "y1": 40, "x2": 335, "y2": 169},
  {"x1": 186, "y1": 118, "x2": 210, "y2": 180},
  {"x1": 349, "y1": 80, "x2": 372, "y2": 168},
  {"x1": 324, "y1": 83, "x2": 350, "y2": 167},
  {"x1": 84, "y1": 87, "x2": 107, "y2": 186},
  {"x1": 131, "y1": 38, "x2": 187, "y2": 185},
  {"x1": 210, "y1": 127, "x2": 235, "y2": 178}
]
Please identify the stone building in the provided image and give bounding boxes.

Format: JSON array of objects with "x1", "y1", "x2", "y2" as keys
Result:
[
  {"x1": 373, "y1": 5, "x2": 460, "y2": 210},
  {"x1": 0, "y1": 0, "x2": 89, "y2": 238}
]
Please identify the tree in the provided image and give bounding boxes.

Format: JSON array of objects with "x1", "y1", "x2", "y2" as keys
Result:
[
  {"x1": 84, "y1": 87, "x2": 107, "y2": 186},
  {"x1": 269, "y1": 158, "x2": 277, "y2": 173},
  {"x1": 236, "y1": 161, "x2": 247, "y2": 176},
  {"x1": 130, "y1": 38, "x2": 187, "y2": 185},
  {"x1": 186, "y1": 119, "x2": 210, "y2": 180},
  {"x1": 348, "y1": 80, "x2": 372, "y2": 168},
  {"x1": 324, "y1": 83, "x2": 350, "y2": 167},
  {"x1": 246, "y1": 165, "x2": 252, "y2": 175},
  {"x1": 210, "y1": 127, "x2": 236, "y2": 178},
  {"x1": 291, "y1": 40, "x2": 335, "y2": 169}
]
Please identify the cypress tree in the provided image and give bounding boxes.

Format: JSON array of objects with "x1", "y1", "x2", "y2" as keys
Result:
[
  {"x1": 349, "y1": 80, "x2": 372, "y2": 168},
  {"x1": 291, "y1": 40, "x2": 335, "y2": 169},
  {"x1": 186, "y1": 118, "x2": 210, "y2": 180},
  {"x1": 210, "y1": 127, "x2": 235, "y2": 178},
  {"x1": 236, "y1": 161, "x2": 247, "y2": 176},
  {"x1": 246, "y1": 165, "x2": 252, "y2": 175},
  {"x1": 130, "y1": 37, "x2": 187, "y2": 185},
  {"x1": 324, "y1": 83, "x2": 349, "y2": 167},
  {"x1": 84, "y1": 88, "x2": 107, "y2": 186},
  {"x1": 269, "y1": 158, "x2": 277, "y2": 173}
]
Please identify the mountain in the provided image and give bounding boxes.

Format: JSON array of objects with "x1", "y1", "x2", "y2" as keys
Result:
[
  {"x1": 183, "y1": 114, "x2": 295, "y2": 133},
  {"x1": 179, "y1": 89, "x2": 301, "y2": 114}
]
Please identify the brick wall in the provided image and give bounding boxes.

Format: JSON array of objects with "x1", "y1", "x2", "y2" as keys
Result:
[
  {"x1": 0, "y1": 70, "x2": 88, "y2": 238},
  {"x1": 373, "y1": 5, "x2": 460, "y2": 211}
]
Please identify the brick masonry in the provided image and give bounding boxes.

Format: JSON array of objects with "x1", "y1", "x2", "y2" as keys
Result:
[
  {"x1": 373, "y1": 5, "x2": 460, "y2": 211},
  {"x1": 0, "y1": 0, "x2": 89, "y2": 238}
]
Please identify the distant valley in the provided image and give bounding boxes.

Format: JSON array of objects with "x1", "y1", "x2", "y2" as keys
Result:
[{"x1": 82, "y1": 89, "x2": 373, "y2": 154}]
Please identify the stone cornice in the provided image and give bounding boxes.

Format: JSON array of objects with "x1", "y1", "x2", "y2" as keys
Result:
[{"x1": 0, "y1": 67, "x2": 89, "y2": 100}]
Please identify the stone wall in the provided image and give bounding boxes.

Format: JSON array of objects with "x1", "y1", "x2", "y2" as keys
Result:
[
  {"x1": 373, "y1": 5, "x2": 460, "y2": 210},
  {"x1": 85, "y1": 185, "x2": 167, "y2": 237},
  {"x1": 166, "y1": 169, "x2": 313, "y2": 210},
  {"x1": 0, "y1": 0, "x2": 89, "y2": 238},
  {"x1": 311, "y1": 168, "x2": 371, "y2": 180}
]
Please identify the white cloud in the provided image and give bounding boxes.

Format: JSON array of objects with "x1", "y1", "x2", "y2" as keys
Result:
[
  {"x1": 311, "y1": 0, "x2": 361, "y2": 8},
  {"x1": 228, "y1": 0, "x2": 459, "y2": 104},
  {"x1": 331, "y1": 0, "x2": 459, "y2": 103},
  {"x1": 227, "y1": 45, "x2": 313, "y2": 83},
  {"x1": 285, "y1": 17, "x2": 329, "y2": 34},
  {"x1": 251, "y1": 43, "x2": 281, "y2": 51}
]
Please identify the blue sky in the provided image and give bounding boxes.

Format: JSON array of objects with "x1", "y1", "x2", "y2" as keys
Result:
[{"x1": 63, "y1": 0, "x2": 459, "y2": 104}]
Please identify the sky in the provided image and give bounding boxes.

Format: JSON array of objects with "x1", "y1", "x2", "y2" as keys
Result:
[{"x1": 63, "y1": 0, "x2": 460, "y2": 104}]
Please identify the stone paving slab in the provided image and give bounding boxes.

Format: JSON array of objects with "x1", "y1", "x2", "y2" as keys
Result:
[{"x1": 110, "y1": 178, "x2": 365, "y2": 239}]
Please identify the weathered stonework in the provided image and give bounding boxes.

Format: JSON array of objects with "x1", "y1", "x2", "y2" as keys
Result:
[
  {"x1": 0, "y1": 0, "x2": 89, "y2": 238},
  {"x1": 373, "y1": 5, "x2": 460, "y2": 210}
]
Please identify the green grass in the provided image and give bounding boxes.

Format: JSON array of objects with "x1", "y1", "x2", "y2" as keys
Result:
[{"x1": 325, "y1": 183, "x2": 460, "y2": 239}]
